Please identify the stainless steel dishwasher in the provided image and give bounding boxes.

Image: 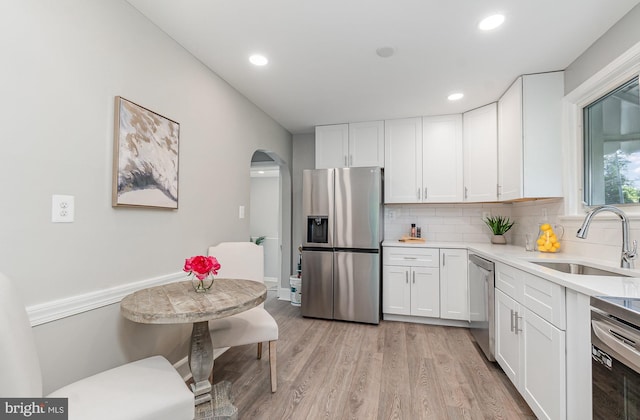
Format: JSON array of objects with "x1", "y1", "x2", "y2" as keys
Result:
[{"x1": 468, "y1": 253, "x2": 495, "y2": 361}]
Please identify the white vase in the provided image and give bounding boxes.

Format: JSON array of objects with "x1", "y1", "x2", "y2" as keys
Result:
[{"x1": 491, "y1": 235, "x2": 506, "y2": 245}]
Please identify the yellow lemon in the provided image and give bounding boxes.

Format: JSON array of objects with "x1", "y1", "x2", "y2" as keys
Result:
[
  {"x1": 540, "y1": 223, "x2": 551, "y2": 231},
  {"x1": 553, "y1": 242, "x2": 561, "y2": 249},
  {"x1": 537, "y1": 238, "x2": 546, "y2": 246}
]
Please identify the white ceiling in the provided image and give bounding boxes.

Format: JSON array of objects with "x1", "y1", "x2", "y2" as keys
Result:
[{"x1": 127, "y1": 0, "x2": 640, "y2": 134}]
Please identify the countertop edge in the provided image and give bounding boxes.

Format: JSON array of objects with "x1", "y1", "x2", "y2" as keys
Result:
[{"x1": 382, "y1": 240, "x2": 640, "y2": 298}]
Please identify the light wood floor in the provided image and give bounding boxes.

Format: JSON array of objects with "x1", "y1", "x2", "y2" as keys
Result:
[{"x1": 201, "y1": 290, "x2": 536, "y2": 419}]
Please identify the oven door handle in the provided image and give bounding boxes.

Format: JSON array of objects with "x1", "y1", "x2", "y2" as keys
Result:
[{"x1": 593, "y1": 319, "x2": 640, "y2": 372}]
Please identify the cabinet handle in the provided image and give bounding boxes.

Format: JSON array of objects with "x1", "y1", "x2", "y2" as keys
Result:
[
  {"x1": 497, "y1": 184, "x2": 501, "y2": 198},
  {"x1": 344, "y1": 155, "x2": 348, "y2": 166},
  {"x1": 412, "y1": 271, "x2": 415, "y2": 284},
  {"x1": 442, "y1": 253, "x2": 446, "y2": 266},
  {"x1": 349, "y1": 155, "x2": 353, "y2": 166},
  {"x1": 417, "y1": 188, "x2": 421, "y2": 200},
  {"x1": 515, "y1": 311, "x2": 522, "y2": 335},
  {"x1": 405, "y1": 271, "x2": 409, "y2": 284},
  {"x1": 510, "y1": 309, "x2": 515, "y2": 332},
  {"x1": 464, "y1": 187, "x2": 468, "y2": 200},
  {"x1": 403, "y1": 256, "x2": 417, "y2": 260},
  {"x1": 424, "y1": 187, "x2": 428, "y2": 200}
]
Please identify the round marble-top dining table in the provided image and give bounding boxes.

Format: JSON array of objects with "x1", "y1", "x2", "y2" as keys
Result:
[{"x1": 120, "y1": 278, "x2": 267, "y2": 406}]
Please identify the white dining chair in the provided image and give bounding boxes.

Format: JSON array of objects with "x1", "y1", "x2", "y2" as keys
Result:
[
  {"x1": 0, "y1": 272, "x2": 195, "y2": 420},
  {"x1": 207, "y1": 242, "x2": 278, "y2": 392}
]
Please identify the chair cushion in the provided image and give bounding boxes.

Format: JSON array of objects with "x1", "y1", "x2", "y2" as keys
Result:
[
  {"x1": 47, "y1": 356, "x2": 194, "y2": 420},
  {"x1": 209, "y1": 307, "x2": 278, "y2": 348}
]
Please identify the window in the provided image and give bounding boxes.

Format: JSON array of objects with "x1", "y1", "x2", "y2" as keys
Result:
[{"x1": 584, "y1": 76, "x2": 640, "y2": 205}]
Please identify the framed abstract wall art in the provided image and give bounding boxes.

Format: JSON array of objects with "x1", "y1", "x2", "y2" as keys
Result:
[{"x1": 112, "y1": 96, "x2": 180, "y2": 209}]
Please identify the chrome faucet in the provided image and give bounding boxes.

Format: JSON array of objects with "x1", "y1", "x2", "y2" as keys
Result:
[{"x1": 576, "y1": 205, "x2": 637, "y2": 268}]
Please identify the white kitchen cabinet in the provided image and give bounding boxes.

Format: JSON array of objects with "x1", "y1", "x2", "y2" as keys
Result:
[
  {"x1": 498, "y1": 72, "x2": 564, "y2": 200},
  {"x1": 349, "y1": 121, "x2": 385, "y2": 167},
  {"x1": 422, "y1": 115, "x2": 463, "y2": 202},
  {"x1": 463, "y1": 103, "x2": 498, "y2": 202},
  {"x1": 384, "y1": 117, "x2": 423, "y2": 203},
  {"x1": 385, "y1": 115, "x2": 463, "y2": 203},
  {"x1": 495, "y1": 289, "x2": 520, "y2": 384},
  {"x1": 315, "y1": 121, "x2": 384, "y2": 169},
  {"x1": 382, "y1": 247, "x2": 439, "y2": 317},
  {"x1": 494, "y1": 263, "x2": 566, "y2": 420},
  {"x1": 439, "y1": 248, "x2": 468, "y2": 320}
]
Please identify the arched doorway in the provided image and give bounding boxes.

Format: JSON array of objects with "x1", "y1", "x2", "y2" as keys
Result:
[{"x1": 250, "y1": 150, "x2": 291, "y2": 297}]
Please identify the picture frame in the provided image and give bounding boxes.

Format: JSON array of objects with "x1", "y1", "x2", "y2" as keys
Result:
[{"x1": 112, "y1": 96, "x2": 180, "y2": 209}]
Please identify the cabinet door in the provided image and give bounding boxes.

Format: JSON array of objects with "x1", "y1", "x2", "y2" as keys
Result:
[
  {"x1": 498, "y1": 77, "x2": 523, "y2": 201},
  {"x1": 349, "y1": 121, "x2": 384, "y2": 167},
  {"x1": 439, "y1": 249, "x2": 468, "y2": 320},
  {"x1": 495, "y1": 289, "x2": 520, "y2": 387},
  {"x1": 521, "y1": 308, "x2": 566, "y2": 420},
  {"x1": 382, "y1": 265, "x2": 410, "y2": 315},
  {"x1": 384, "y1": 117, "x2": 423, "y2": 203},
  {"x1": 422, "y1": 115, "x2": 463, "y2": 202},
  {"x1": 463, "y1": 103, "x2": 498, "y2": 202},
  {"x1": 315, "y1": 124, "x2": 349, "y2": 169},
  {"x1": 410, "y1": 267, "x2": 440, "y2": 317}
]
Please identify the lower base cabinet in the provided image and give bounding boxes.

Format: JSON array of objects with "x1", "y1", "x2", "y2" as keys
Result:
[
  {"x1": 382, "y1": 246, "x2": 468, "y2": 322},
  {"x1": 495, "y1": 264, "x2": 566, "y2": 420}
]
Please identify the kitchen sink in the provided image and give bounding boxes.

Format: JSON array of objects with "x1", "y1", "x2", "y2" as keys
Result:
[{"x1": 528, "y1": 261, "x2": 634, "y2": 277}]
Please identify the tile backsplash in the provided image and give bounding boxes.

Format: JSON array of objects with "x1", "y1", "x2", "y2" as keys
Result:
[
  {"x1": 384, "y1": 198, "x2": 563, "y2": 246},
  {"x1": 384, "y1": 198, "x2": 640, "y2": 268}
]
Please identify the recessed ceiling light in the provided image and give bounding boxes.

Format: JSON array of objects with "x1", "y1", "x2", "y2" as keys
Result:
[
  {"x1": 249, "y1": 54, "x2": 268, "y2": 66},
  {"x1": 448, "y1": 92, "x2": 464, "y2": 101},
  {"x1": 376, "y1": 46, "x2": 395, "y2": 58},
  {"x1": 478, "y1": 14, "x2": 505, "y2": 31}
]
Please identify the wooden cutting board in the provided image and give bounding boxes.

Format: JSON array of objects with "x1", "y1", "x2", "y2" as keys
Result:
[{"x1": 398, "y1": 236, "x2": 426, "y2": 243}]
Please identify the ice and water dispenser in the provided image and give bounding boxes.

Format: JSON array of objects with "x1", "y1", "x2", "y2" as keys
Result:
[{"x1": 307, "y1": 216, "x2": 329, "y2": 244}]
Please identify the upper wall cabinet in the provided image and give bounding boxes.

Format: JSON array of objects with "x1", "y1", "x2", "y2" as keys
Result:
[
  {"x1": 315, "y1": 121, "x2": 384, "y2": 169},
  {"x1": 463, "y1": 103, "x2": 498, "y2": 202},
  {"x1": 498, "y1": 72, "x2": 564, "y2": 201},
  {"x1": 385, "y1": 115, "x2": 463, "y2": 203},
  {"x1": 384, "y1": 117, "x2": 423, "y2": 203},
  {"x1": 422, "y1": 115, "x2": 464, "y2": 202}
]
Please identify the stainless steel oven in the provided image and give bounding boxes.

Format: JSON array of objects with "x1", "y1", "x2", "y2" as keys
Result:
[{"x1": 591, "y1": 296, "x2": 640, "y2": 419}]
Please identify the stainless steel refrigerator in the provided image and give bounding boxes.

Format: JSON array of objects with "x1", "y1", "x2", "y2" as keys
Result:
[{"x1": 301, "y1": 167, "x2": 382, "y2": 324}]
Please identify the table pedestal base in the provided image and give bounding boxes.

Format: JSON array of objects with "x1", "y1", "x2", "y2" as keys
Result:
[
  {"x1": 194, "y1": 381, "x2": 238, "y2": 420},
  {"x1": 189, "y1": 321, "x2": 214, "y2": 405}
]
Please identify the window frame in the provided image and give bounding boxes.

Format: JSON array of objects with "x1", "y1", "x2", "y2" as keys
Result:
[
  {"x1": 563, "y1": 42, "x2": 640, "y2": 216},
  {"x1": 582, "y1": 76, "x2": 640, "y2": 206}
]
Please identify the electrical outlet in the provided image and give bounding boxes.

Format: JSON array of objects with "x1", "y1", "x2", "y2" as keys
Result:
[
  {"x1": 388, "y1": 210, "x2": 396, "y2": 220},
  {"x1": 52, "y1": 195, "x2": 74, "y2": 223},
  {"x1": 542, "y1": 208, "x2": 548, "y2": 220},
  {"x1": 239, "y1": 205, "x2": 245, "y2": 219}
]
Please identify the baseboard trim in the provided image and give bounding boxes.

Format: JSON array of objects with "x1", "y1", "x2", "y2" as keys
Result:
[
  {"x1": 383, "y1": 313, "x2": 471, "y2": 328},
  {"x1": 26, "y1": 272, "x2": 184, "y2": 326}
]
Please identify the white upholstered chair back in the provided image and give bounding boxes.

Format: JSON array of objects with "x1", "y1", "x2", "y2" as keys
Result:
[
  {"x1": 208, "y1": 242, "x2": 265, "y2": 308},
  {"x1": 208, "y1": 242, "x2": 264, "y2": 282},
  {"x1": 0, "y1": 272, "x2": 43, "y2": 397}
]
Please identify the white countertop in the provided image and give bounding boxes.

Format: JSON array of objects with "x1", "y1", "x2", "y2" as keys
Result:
[{"x1": 382, "y1": 240, "x2": 640, "y2": 298}]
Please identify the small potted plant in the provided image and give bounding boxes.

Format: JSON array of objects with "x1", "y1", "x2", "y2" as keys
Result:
[{"x1": 483, "y1": 215, "x2": 515, "y2": 244}]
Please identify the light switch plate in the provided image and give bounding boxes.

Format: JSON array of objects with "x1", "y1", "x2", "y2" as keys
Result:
[
  {"x1": 52, "y1": 195, "x2": 74, "y2": 223},
  {"x1": 239, "y1": 205, "x2": 245, "y2": 219}
]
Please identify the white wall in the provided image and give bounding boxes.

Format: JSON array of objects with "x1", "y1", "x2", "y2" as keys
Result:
[
  {"x1": 565, "y1": 4, "x2": 640, "y2": 93},
  {"x1": 1, "y1": 0, "x2": 291, "y2": 393}
]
